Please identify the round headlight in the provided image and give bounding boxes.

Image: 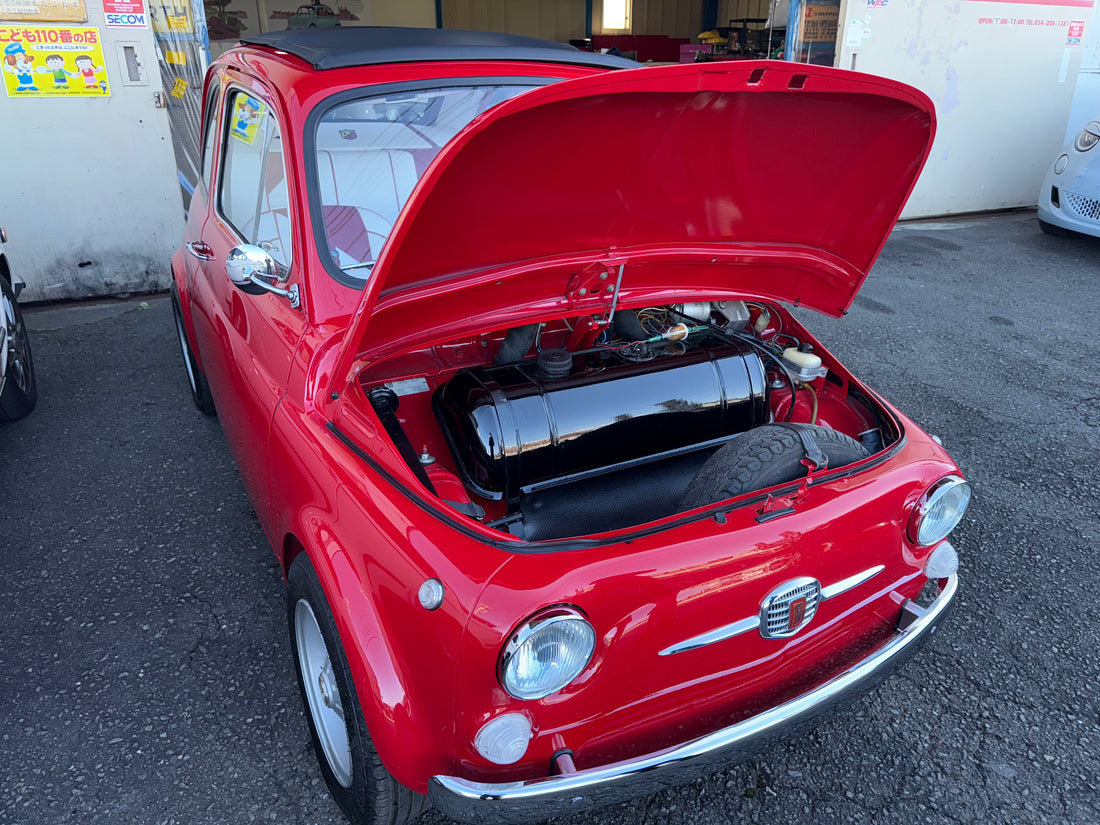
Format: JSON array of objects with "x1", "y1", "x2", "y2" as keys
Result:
[
  {"x1": 1073, "y1": 122, "x2": 1100, "y2": 152},
  {"x1": 499, "y1": 607, "x2": 595, "y2": 700},
  {"x1": 909, "y1": 476, "x2": 971, "y2": 547}
]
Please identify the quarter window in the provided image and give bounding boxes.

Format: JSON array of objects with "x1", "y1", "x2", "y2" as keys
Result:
[
  {"x1": 219, "y1": 90, "x2": 292, "y2": 269},
  {"x1": 200, "y1": 84, "x2": 221, "y2": 193}
]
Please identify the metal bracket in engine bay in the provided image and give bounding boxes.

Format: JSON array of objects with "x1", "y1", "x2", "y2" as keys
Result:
[{"x1": 565, "y1": 255, "x2": 626, "y2": 318}]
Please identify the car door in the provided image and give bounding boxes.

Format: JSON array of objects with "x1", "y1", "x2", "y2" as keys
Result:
[
  {"x1": 190, "y1": 83, "x2": 306, "y2": 532},
  {"x1": 181, "y1": 79, "x2": 220, "y2": 311}
]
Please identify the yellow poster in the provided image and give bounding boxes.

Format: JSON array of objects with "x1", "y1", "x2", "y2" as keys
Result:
[
  {"x1": 148, "y1": 0, "x2": 193, "y2": 34},
  {"x1": 0, "y1": 0, "x2": 88, "y2": 24},
  {"x1": 229, "y1": 94, "x2": 266, "y2": 145},
  {"x1": 1, "y1": 26, "x2": 110, "y2": 97}
]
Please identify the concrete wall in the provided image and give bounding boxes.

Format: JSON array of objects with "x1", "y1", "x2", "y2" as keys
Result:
[
  {"x1": 835, "y1": 0, "x2": 1096, "y2": 218},
  {"x1": 0, "y1": 2, "x2": 182, "y2": 301}
]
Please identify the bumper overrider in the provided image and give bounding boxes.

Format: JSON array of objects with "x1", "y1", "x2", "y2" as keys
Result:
[{"x1": 430, "y1": 574, "x2": 958, "y2": 824}]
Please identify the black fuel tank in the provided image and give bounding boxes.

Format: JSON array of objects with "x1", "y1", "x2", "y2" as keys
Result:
[{"x1": 434, "y1": 343, "x2": 768, "y2": 501}]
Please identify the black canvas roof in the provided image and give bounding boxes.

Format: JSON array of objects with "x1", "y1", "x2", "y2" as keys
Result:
[{"x1": 240, "y1": 27, "x2": 638, "y2": 71}]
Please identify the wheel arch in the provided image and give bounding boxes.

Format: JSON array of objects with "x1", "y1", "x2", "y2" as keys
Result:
[{"x1": 284, "y1": 523, "x2": 446, "y2": 794}]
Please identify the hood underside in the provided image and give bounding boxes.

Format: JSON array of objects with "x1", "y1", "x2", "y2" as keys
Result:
[{"x1": 341, "y1": 60, "x2": 935, "y2": 373}]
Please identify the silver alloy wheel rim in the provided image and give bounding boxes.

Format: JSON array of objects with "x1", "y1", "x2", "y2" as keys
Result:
[
  {"x1": 295, "y1": 599, "x2": 353, "y2": 788},
  {"x1": 173, "y1": 303, "x2": 199, "y2": 394},
  {"x1": 0, "y1": 287, "x2": 29, "y2": 396}
]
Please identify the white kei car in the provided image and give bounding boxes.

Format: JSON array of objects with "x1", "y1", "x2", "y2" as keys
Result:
[{"x1": 1038, "y1": 119, "x2": 1100, "y2": 238}]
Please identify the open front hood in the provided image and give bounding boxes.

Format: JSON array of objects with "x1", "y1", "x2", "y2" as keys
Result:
[{"x1": 338, "y1": 61, "x2": 934, "y2": 377}]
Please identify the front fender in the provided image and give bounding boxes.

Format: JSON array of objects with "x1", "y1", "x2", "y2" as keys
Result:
[
  {"x1": 294, "y1": 515, "x2": 437, "y2": 789},
  {"x1": 269, "y1": 391, "x2": 509, "y2": 792}
]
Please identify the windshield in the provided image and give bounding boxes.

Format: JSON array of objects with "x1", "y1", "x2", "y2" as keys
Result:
[{"x1": 312, "y1": 83, "x2": 542, "y2": 281}]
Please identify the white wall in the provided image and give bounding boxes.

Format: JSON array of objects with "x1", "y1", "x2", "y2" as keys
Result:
[
  {"x1": 836, "y1": 0, "x2": 1095, "y2": 217},
  {"x1": 0, "y1": 2, "x2": 181, "y2": 301},
  {"x1": 1064, "y1": 1, "x2": 1100, "y2": 142}
]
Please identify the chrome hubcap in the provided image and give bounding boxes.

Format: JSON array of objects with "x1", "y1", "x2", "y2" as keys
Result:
[
  {"x1": 317, "y1": 661, "x2": 344, "y2": 719},
  {"x1": 295, "y1": 600, "x2": 352, "y2": 788}
]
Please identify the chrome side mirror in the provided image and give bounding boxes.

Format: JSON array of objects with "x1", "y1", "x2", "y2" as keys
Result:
[{"x1": 225, "y1": 245, "x2": 301, "y2": 309}]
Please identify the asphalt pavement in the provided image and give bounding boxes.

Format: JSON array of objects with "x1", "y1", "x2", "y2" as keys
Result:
[{"x1": 1, "y1": 210, "x2": 1098, "y2": 825}]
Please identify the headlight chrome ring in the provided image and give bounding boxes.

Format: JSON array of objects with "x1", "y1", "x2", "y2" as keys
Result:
[
  {"x1": 908, "y1": 475, "x2": 972, "y2": 547},
  {"x1": 1074, "y1": 122, "x2": 1100, "y2": 152},
  {"x1": 499, "y1": 606, "x2": 595, "y2": 700}
]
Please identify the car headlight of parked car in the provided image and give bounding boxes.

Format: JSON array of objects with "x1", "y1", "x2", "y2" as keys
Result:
[
  {"x1": 499, "y1": 607, "x2": 596, "y2": 700},
  {"x1": 1073, "y1": 121, "x2": 1100, "y2": 152},
  {"x1": 908, "y1": 476, "x2": 972, "y2": 547}
]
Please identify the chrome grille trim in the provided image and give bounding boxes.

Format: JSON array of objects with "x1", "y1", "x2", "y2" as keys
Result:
[
  {"x1": 660, "y1": 566, "x2": 888, "y2": 654},
  {"x1": 820, "y1": 565, "x2": 885, "y2": 600},
  {"x1": 658, "y1": 616, "x2": 760, "y2": 656},
  {"x1": 759, "y1": 578, "x2": 820, "y2": 639}
]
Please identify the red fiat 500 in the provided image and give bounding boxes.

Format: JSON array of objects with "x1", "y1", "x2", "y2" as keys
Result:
[{"x1": 171, "y1": 27, "x2": 969, "y2": 825}]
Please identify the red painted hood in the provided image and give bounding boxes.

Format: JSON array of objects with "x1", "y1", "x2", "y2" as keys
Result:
[{"x1": 338, "y1": 61, "x2": 935, "y2": 376}]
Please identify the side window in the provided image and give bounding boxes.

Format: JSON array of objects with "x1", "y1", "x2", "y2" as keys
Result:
[
  {"x1": 200, "y1": 84, "x2": 221, "y2": 192},
  {"x1": 218, "y1": 90, "x2": 292, "y2": 270}
]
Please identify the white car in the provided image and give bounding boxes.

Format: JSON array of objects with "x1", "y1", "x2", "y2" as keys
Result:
[
  {"x1": 1037, "y1": 119, "x2": 1100, "y2": 237},
  {"x1": 0, "y1": 226, "x2": 36, "y2": 421}
]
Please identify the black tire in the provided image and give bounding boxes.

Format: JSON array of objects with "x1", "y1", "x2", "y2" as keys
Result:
[
  {"x1": 1039, "y1": 219, "x2": 1075, "y2": 238},
  {"x1": 171, "y1": 289, "x2": 216, "y2": 416},
  {"x1": 680, "y1": 424, "x2": 870, "y2": 510},
  {"x1": 0, "y1": 274, "x2": 36, "y2": 422},
  {"x1": 287, "y1": 554, "x2": 428, "y2": 825}
]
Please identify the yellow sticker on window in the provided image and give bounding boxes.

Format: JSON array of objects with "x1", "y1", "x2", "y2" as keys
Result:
[
  {"x1": 164, "y1": 49, "x2": 186, "y2": 66},
  {"x1": 170, "y1": 77, "x2": 187, "y2": 98},
  {"x1": 229, "y1": 94, "x2": 266, "y2": 144}
]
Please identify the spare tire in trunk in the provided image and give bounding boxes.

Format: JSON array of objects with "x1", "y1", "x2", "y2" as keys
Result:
[{"x1": 679, "y1": 424, "x2": 869, "y2": 510}]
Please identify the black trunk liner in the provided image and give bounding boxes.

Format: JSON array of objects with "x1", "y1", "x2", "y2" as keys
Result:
[{"x1": 516, "y1": 449, "x2": 714, "y2": 541}]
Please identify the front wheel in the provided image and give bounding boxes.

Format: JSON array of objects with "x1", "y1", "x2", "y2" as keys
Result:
[
  {"x1": 1039, "y1": 219, "x2": 1075, "y2": 238},
  {"x1": 0, "y1": 274, "x2": 36, "y2": 421},
  {"x1": 287, "y1": 555, "x2": 427, "y2": 825}
]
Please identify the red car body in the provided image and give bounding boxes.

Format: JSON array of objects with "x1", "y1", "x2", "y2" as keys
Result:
[{"x1": 171, "y1": 28, "x2": 967, "y2": 825}]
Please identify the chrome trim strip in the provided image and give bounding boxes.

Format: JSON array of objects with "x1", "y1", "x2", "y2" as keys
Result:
[
  {"x1": 658, "y1": 616, "x2": 760, "y2": 656},
  {"x1": 820, "y1": 565, "x2": 885, "y2": 600},
  {"x1": 429, "y1": 574, "x2": 958, "y2": 825},
  {"x1": 660, "y1": 565, "x2": 885, "y2": 656}
]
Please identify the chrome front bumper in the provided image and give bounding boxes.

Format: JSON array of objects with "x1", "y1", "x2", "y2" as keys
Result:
[{"x1": 430, "y1": 574, "x2": 958, "y2": 824}]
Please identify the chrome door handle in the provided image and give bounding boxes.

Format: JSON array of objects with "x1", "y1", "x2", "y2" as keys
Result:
[{"x1": 186, "y1": 241, "x2": 215, "y2": 260}]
